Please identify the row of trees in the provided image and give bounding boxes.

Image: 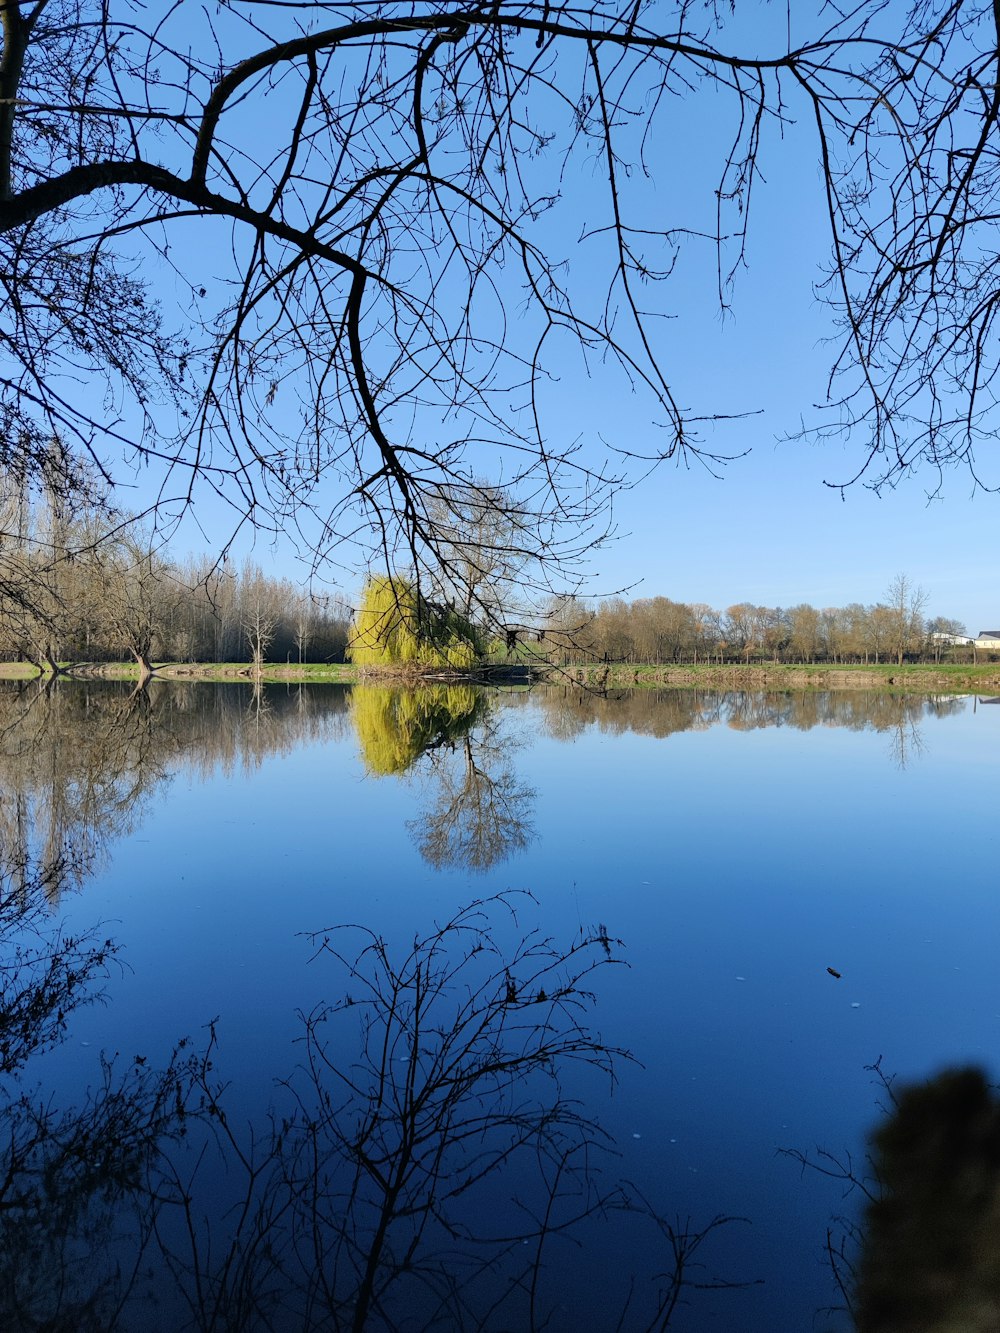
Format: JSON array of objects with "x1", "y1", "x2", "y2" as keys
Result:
[
  {"x1": 2, "y1": 528, "x2": 982, "y2": 673},
  {"x1": 0, "y1": 491, "x2": 351, "y2": 673},
  {"x1": 539, "y1": 578, "x2": 977, "y2": 667}
]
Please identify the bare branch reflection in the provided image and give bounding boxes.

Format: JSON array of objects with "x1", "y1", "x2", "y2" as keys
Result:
[
  {"x1": 0, "y1": 888, "x2": 751, "y2": 1329},
  {"x1": 410, "y1": 724, "x2": 535, "y2": 873},
  {"x1": 350, "y1": 686, "x2": 536, "y2": 872},
  {"x1": 0, "y1": 838, "x2": 206, "y2": 1330},
  {"x1": 147, "y1": 894, "x2": 752, "y2": 1330},
  {"x1": 0, "y1": 859, "x2": 117, "y2": 1078}
]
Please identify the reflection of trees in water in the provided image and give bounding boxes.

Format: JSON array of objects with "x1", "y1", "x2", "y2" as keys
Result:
[
  {"x1": 0, "y1": 680, "x2": 353, "y2": 901},
  {"x1": 535, "y1": 687, "x2": 967, "y2": 757},
  {"x1": 350, "y1": 686, "x2": 535, "y2": 872},
  {"x1": 0, "y1": 680, "x2": 178, "y2": 900},
  {"x1": 1, "y1": 892, "x2": 747, "y2": 1329},
  {"x1": 350, "y1": 683, "x2": 484, "y2": 775},
  {"x1": 535, "y1": 686, "x2": 726, "y2": 741},
  {"x1": 410, "y1": 725, "x2": 535, "y2": 872},
  {"x1": 732, "y1": 691, "x2": 963, "y2": 736},
  {"x1": 0, "y1": 858, "x2": 117, "y2": 1078},
  {"x1": 8, "y1": 678, "x2": 975, "y2": 1325},
  {"x1": 0, "y1": 1036, "x2": 204, "y2": 1332},
  {"x1": 723, "y1": 692, "x2": 957, "y2": 769},
  {"x1": 0, "y1": 839, "x2": 205, "y2": 1328},
  {"x1": 157, "y1": 679, "x2": 353, "y2": 778},
  {"x1": 349, "y1": 683, "x2": 964, "y2": 872}
]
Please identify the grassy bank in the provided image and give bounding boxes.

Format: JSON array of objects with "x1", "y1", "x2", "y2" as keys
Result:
[
  {"x1": 545, "y1": 661, "x2": 1000, "y2": 694},
  {"x1": 0, "y1": 661, "x2": 356, "y2": 683},
  {"x1": 2, "y1": 659, "x2": 999, "y2": 694}
]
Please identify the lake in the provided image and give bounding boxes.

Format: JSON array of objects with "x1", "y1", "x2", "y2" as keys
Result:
[{"x1": 3, "y1": 679, "x2": 999, "y2": 1330}]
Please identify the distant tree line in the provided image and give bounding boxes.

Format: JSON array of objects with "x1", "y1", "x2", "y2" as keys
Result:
[
  {"x1": 0, "y1": 488, "x2": 351, "y2": 673},
  {"x1": 537, "y1": 577, "x2": 983, "y2": 667},
  {"x1": 0, "y1": 482, "x2": 984, "y2": 676}
]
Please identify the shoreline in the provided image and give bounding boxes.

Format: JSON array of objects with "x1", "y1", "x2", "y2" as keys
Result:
[
  {"x1": 1, "y1": 660, "x2": 999, "y2": 694},
  {"x1": 546, "y1": 661, "x2": 1000, "y2": 694}
]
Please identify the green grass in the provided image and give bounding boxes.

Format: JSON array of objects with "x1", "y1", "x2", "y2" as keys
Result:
[
  {"x1": 159, "y1": 661, "x2": 357, "y2": 681},
  {"x1": 541, "y1": 659, "x2": 1000, "y2": 695},
  {"x1": 4, "y1": 657, "x2": 998, "y2": 695},
  {"x1": 0, "y1": 662, "x2": 41, "y2": 679},
  {"x1": 0, "y1": 661, "x2": 359, "y2": 682}
]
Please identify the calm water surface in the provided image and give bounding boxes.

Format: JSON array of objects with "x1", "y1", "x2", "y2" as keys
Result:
[{"x1": 4, "y1": 680, "x2": 999, "y2": 1330}]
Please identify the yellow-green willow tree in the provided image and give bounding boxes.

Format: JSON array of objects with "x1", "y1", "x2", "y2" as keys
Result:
[{"x1": 349, "y1": 578, "x2": 482, "y2": 672}]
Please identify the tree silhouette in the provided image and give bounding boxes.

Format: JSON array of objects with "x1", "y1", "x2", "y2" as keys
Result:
[
  {"x1": 3, "y1": 0, "x2": 999, "y2": 617},
  {"x1": 142, "y1": 894, "x2": 751, "y2": 1329},
  {"x1": 0, "y1": 873, "x2": 752, "y2": 1328}
]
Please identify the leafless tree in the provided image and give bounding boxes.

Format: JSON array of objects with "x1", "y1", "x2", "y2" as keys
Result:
[
  {"x1": 410, "y1": 722, "x2": 535, "y2": 870},
  {"x1": 541, "y1": 595, "x2": 598, "y2": 665},
  {"x1": 885, "y1": 573, "x2": 929, "y2": 666},
  {"x1": 0, "y1": 458, "x2": 88, "y2": 673},
  {"x1": 425, "y1": 478, "x2": 531, "y2": 623},
  {"x1": 240, "y1": 562, "x2": 283, "y2": 676},
  {"x1": 291, "y1": 594, "x2": 313, "y2": 666},
  {"x1": 3, "y1": 0, "x2": 999, "y2": 620},
  {"x1": 101, "y1": 531, "x2": 174, "y2": 679}
]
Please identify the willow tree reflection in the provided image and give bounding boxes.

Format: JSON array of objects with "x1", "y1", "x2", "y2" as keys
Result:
[
  {"x1": 351, "y1": 683, "x2": 485, "y2": 775},
  {"x1": 351, "y1": 686, "x2": 535, "y2": 871},
  {"x1": 411, "y1": 718, "x2": 535, "y2": 871}
]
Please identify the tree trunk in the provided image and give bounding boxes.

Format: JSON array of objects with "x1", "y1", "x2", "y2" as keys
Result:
[
  {"x1": 133, "y1": 649, "x2": 155, "y2": 682},
  {"x1": 41, "y1": 651, "x2": 65, "y2": 677}
]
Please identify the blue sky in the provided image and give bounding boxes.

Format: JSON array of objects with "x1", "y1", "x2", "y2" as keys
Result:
[
  {"x1": 518, "y1": 69, "x2": 999, "y2": 634},
  {"x1": 120, "y1": 5, "x2": 998, "y2": 634},
  {"x1": 571, "y1": 169, "x2": 999, "y2": 632}
]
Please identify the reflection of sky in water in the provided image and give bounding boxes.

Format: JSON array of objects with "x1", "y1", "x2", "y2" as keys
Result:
[{"x1": 33, "y1": 687, "x2": 1000, "y2": 1329}]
